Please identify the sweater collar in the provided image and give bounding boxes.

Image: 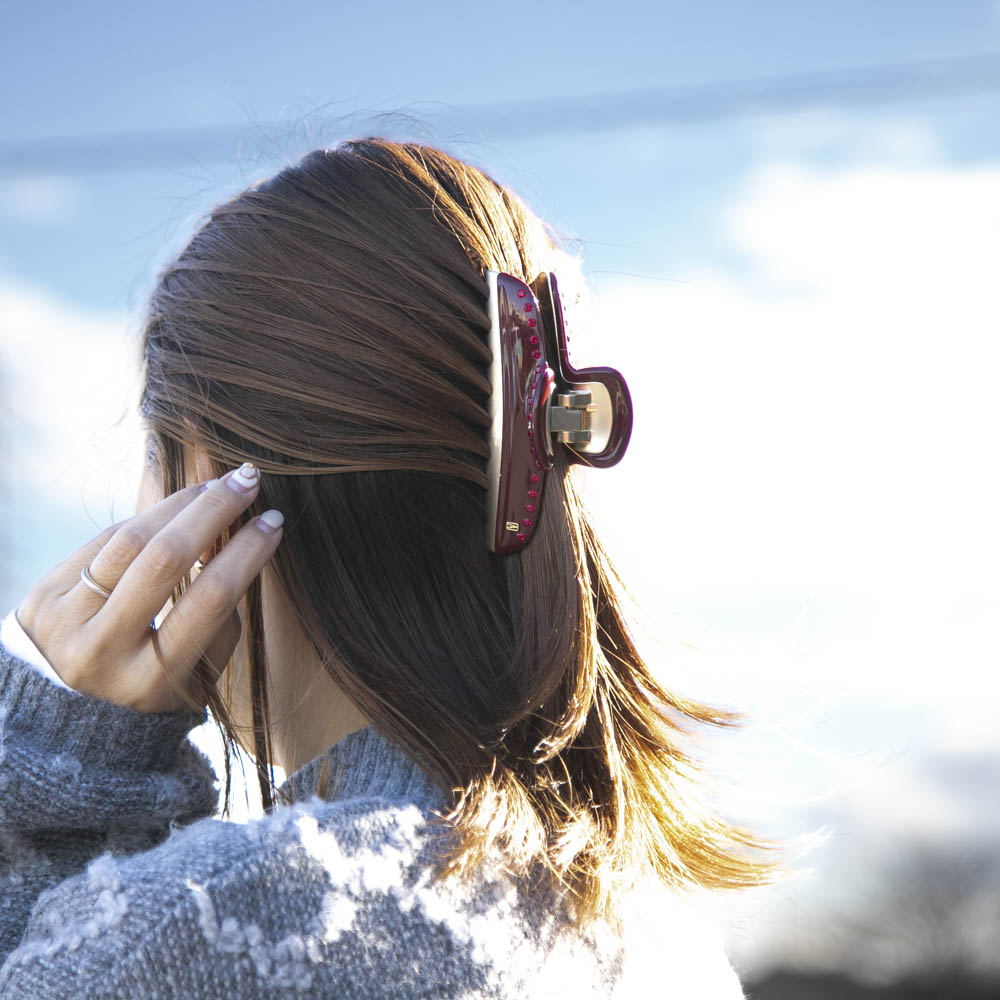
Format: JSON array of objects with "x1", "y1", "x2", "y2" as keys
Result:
[{"x1": 278, "y1": 725, "x2": 449, "y2": 813}]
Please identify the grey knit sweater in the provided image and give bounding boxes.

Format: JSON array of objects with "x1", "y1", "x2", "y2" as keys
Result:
[{"x1": 0, "y1": 644, "x2": 744, "y2": 998}]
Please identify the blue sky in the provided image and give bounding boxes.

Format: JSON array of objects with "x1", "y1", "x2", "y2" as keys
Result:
[
  {"x1": 4, "y1": 1, "x2": 1000, "y2": 309},
  {"x1": 3, "y1": 0, "x2": 1000, "y2": 982},
  {"x1": 7, "y1": 0, "x2": 991, "y2": 135}
]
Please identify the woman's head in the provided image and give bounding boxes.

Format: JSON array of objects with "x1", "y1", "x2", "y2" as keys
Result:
[{"x1": 139, "y1": 138, "x2": 771, "y2": 922}]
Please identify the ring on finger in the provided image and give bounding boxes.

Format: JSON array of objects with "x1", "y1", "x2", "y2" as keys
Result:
[
  {"x1": 82, "y1": 561, "x2": 157, "y2": 629},
  {"x1": 80, "y1": 563, "x2": 113, "y2": 599}
]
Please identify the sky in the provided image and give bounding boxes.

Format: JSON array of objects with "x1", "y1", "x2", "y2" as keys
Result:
[{"x1": 3, "y1": 0, "x2": 1000, "y2": 984}]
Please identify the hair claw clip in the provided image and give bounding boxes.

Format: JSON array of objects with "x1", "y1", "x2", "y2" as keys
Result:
[{"x1": 484, "y1": 270, "x2": 633, "y2": 554}]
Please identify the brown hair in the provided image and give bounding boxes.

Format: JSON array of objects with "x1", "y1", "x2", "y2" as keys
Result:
[{"x1": 139, "y1": 138, "x2": 773, "y2": 923}]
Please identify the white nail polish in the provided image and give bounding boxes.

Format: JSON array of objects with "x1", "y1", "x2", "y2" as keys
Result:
[
  {"x1": 256, "y1": 509, "x2": 284, "y2": 532},
  {"x1": 227, "y1": 462, "x2": 259, "y2": 492}
]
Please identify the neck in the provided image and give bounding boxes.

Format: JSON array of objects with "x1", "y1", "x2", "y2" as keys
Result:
[{"x1": 260, "y1": 570, "x2": 369, "y2": 775}]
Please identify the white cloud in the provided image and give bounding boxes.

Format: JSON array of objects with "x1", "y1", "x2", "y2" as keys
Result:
[
  {"x1": 0, "y1": 274, "x2": 143, "y2": 523},
  {"x1": 572, "y1": 158, "x2": 1000, "y2": 719},
  {"x1": 0, "y1": 281, "x2": 143, "y2": 482},
  {"x1": 725, "y1": 159, "x2": 999, "y2": 295}
]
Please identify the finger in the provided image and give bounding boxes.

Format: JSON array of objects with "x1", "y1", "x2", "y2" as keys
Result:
[
  {"x1": 34, "y1": 520, "x2": 123, "y2": 599},
  {"x1": 18, "y1": 477, "x2": 206, "y2": 632},
  {"x1": 99, "y1": 465, "x2": 261, "y2": 638},
  {"x1": 74, "y1": 482, "x2": 210, "y2": 613},
  {"x1": 14, "y1": 519, "x2": 124, "y2": 635},
  {"x1": 152, "y1": 509, "x2": 283, "y2": 686}
]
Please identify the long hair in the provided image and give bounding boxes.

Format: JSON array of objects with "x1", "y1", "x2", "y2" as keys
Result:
[{"x1": 138, "y1": 138, "x2": 773, "y2": 924}]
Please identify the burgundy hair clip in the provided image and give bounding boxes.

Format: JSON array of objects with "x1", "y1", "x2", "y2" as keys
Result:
[{"x1": 484, "y1": 270, "x2": 633, "y2": 554}]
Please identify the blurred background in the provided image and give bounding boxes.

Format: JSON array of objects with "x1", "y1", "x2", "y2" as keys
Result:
[{"x1": 3, "y1": 2, "x2": 999, "y2": 996}]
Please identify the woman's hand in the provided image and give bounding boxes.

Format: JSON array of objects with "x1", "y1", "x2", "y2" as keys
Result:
[{"x1": 14, "y1": 463, "x2": 284, "y2": 715}]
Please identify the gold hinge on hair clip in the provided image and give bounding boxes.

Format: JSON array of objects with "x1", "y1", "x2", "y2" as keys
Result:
[{"x1": 547, "y1": 389, "x2": 594, "y2": 445}]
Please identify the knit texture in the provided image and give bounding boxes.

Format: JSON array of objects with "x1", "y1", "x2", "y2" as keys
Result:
[{"x1": 0, "y1": 645, "x2": 744, "y2": 998}]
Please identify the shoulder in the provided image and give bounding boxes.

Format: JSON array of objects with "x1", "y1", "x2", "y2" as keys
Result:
[{"x1": 4, "y1": 793, "x2": 456, "y2": 997}]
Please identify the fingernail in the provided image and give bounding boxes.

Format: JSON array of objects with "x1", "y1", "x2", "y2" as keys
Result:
[
  {"x1": 226, "y1": 462, "x2": 259, "y2": 493},
  {"x1": 256, "y1": 509, "x2": 284, "y2": 533},
  {"x1": 198, "y1": 479, "x2": 218, "y2": 493}
]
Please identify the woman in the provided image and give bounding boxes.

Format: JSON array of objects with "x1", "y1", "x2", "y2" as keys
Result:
[{"x1": 0, "y1": 139, "x2": 769, "y2": 997}]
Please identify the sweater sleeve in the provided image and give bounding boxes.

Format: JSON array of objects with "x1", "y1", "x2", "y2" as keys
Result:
[{"x1": 0, "y1": 644, "x2": 218, "y2": 968}]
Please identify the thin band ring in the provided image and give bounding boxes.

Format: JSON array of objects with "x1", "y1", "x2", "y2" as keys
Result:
[{"x1": 80, "y1": 564, "x2": 113, "y2": 600}]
